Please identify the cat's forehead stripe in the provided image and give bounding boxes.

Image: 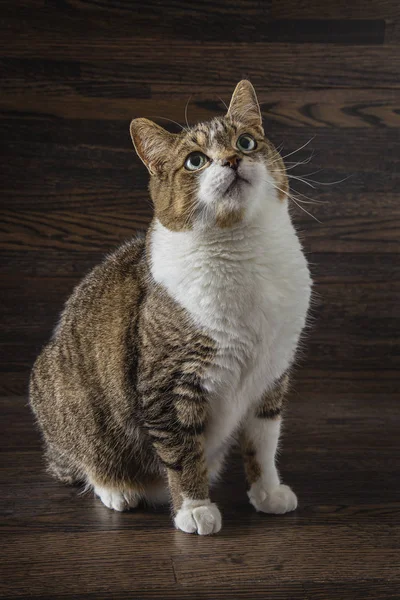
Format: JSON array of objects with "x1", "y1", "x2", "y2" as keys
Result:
[{"x1": 188, "y1": 118, "x2": 231, "y2": 149}]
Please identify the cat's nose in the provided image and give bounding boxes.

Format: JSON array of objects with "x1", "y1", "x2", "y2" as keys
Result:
[{"x1": 222, "y1": 155, "x2": 241, "y2": 171}]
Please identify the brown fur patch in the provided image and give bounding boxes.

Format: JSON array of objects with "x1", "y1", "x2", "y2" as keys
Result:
[
  {"x1": 240, "y1": 434, "x2": 262, "y2": 485},
  {"x1": 215, "y1": 206, "x2": 245, "y2": 229},
  {"x1": 240, "y1": 374, "x2": 290, "y2": 486},
  {"x1": 256, "y1": 373, "x2": 290, "y2": 419},
  {"x1": 30, "y1": 236, "x2": 216, "y2": 512}
]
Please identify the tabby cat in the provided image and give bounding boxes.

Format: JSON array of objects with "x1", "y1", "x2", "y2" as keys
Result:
[{"x1": 30, "y1": 81, "x2": 312, "y2": 535}]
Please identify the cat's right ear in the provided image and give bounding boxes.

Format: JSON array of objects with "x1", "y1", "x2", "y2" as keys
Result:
[{"x1": 130, "y1": 118, "x2": 175, "y2": 175}]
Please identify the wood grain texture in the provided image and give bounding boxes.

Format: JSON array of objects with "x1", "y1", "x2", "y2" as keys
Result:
[
  {"x1": 2, "y1": 89, "x2": 400, "y2": 126},
  {"x1": 305, "y1": 581, "x2": 400, "y2": 599},
  {"x1": 271, "y1": 0, "x2": 400, "y2": 20},
  {"x1": 0, "y1": 1, "x2": 400, "y2": 596},
  {"x1": 1, "y1": 395, "x2": 399, "y2": 598},
  {"x1": 0, "y1": 1, "x2": 389, "y2": 44},
  {"x1": 2, "y1": 43, "x2": 400, "y2": 89}
]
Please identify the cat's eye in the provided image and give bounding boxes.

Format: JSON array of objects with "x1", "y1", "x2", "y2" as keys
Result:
[
  {"x1": 237, "y1": 134, "x2": 257, "y2": 152},
  {"x1": 184, "y1": 152, "x2": 209, "y2": 171}
]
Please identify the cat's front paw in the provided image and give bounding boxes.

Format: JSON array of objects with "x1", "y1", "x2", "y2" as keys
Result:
[
  {"x1": 174, "y1": 499, "x2": 222, "y2": 535},
  {"x1": 248, "y1": 482, "x2": 298, "y2": 514}
]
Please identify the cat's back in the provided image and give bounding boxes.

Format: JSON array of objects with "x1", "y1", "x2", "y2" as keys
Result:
[
  {"x1": 31, "y1": 236, "x2": 147, "y2": 412},
  {"x1": 57, "y1": 235, "x2": 146, "y2": 335}
]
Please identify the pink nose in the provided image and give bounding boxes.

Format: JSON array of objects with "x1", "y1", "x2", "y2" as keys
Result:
[{"x1": 222, "y1": 155, "x2": 241, "y2": 170}]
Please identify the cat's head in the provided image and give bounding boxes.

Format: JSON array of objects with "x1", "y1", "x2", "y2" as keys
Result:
[{"x1": 130, "y1": 80, "x2": 288, "y2": 231}]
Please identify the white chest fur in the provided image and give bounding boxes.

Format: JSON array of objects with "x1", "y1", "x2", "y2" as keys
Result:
[{"x1": 150, "y1": 205, "x2": 312, "y2": 463}]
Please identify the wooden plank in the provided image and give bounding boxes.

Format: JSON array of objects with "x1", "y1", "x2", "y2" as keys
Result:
[
  {"x1": 1, "y1": 0, "x2": 273, "y2": 44},
  {"x1": 172, "y1": 526, "x2": 400, "y2": 585},
  {"x1": 271, "y1": 0, "x2": 400, "y2": 20},
  {"x1": 0, "y1": 532, "x2": 175, "y2": 597},
  {"x1": 1, "y1": 39, "x2": 400, "y2": 89},
  {"x1": 1, "y1": 88, "x2": 399, "y2": 127},
  {"x1": 305, "y1": 581, "x2": 400, "y2": 599},
  {"x1": 262, "y1": 19, "x2": 386, "y2": 44},
  {"x1": 18, "y1": 587, "x2": 307, "y2": 600},
  {"x1": 293, "y1": 369, "x2": 400, "y2": 395},
  {"x1": 0, "y1": 585, "x2": 308, "y2": 600},
  {"x1": 0, "y1": 196, "x2": 398, "y2": 256},
  {"x1": 0, "y1": 1, "x2": 388, "y2": 44},
  {"x1": 270, "y1": 0, "x2": 400, "y2": 44}
]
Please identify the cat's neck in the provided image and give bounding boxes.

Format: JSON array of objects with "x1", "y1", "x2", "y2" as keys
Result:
[{"x1": 148, "y1": 201, "x2": 296, "y2": 294}]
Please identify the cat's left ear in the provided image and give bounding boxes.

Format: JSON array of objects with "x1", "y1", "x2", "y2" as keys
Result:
[
  {"x1": 227, "y1": 80, "x2": 262, "y2": 128},
  {"x1": 130, "y1": 118, "x2": 176, "y2": 175}
]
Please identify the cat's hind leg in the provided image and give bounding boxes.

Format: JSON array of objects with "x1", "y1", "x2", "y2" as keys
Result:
[
  {"x1": 92, "y1": 479, "x2": 170, "y2": 512},
  {"x1": 91, "y1": 482, "x2": 140, "y2": 512},
  {"x1": 45, "y1": 444, "x2": 83, "y2": 486}
]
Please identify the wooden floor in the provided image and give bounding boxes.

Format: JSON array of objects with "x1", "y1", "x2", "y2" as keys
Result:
[
  {"x1": 1, "y1": 392, "x2": 399, "y2": 599},
  {"x1": 1, "y1": 0, "x2": 400, "y2": 598},
  {"x1": 1, "y1": 1, "x2": 399, "y2": 398}
]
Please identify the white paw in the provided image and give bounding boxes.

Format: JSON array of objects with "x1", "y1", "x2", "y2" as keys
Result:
[
  {"x1": 248, "y1": 482, "x2": 298, "y2": 514},
  {"x1": 94, "y1": 485, "x2": 139, "y2": 512},
  {"x1": 174, "y1": 499, "x2": 222, "y2": 535}
]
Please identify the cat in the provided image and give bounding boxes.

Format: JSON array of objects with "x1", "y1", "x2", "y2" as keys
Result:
[{"x1": 29, "y1": 80, "x2": 312, "y2": 535}]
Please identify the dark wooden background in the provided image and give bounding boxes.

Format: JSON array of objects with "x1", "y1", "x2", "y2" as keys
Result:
[
  {"x1": 1, "y1": 3, "x2": 400, "y2": 599},
  {"x1": 1, "y1": 0, "x2": 399, "y2": 397}
]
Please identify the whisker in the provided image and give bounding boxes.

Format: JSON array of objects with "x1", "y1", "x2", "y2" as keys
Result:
[
  {"x1": 299, "y1": 174, "x2": 353, "y2": 186},
  {"x1": 266, "y1": 175, "x2": 323, "y2": 205},
  {"x1": 182, "y1": 198, "x2": 200, "y2": 230},
  {"x1": 294, "y1": 168, "x2": 322, "y2": 177},
  {"x1": 285, "y1": 157, "x2": 313, "y2": 165},
  {"x1": 290, "y1": 194, "x2": 327, "y2": 205},
  {"x1": 269, "y1": 140, "x2": 315, "y2": 167},
  {"x1": 288, "y1": 174, "x2": 317, "y2": 189},
  {"x1": 184, "y1": 95, "x2": 192, "y2": 129},
  {"x1": 290, "y1": 196, "x2": 322, "y2": 223},
  {"x1": 280, "y1": 136, "x2": 316, "y2": 161},
  {"x1": 272, "y1": 166, "x2": 332, "y2": 205},
  {"x1": 262, "y1": 178, "x2": 325, "y2": 217},
  {"x1": 291, "y1": 186, "x2": 325, "y2": 205},
  {"x1": 146, "y1": 115, "x2": 188, "y2": 133},
  {"x1": 284, "y1": 155, "x2": 315, "y2": 170},
  {"x1": 217, "y1": 95, "x2": 229, "y2": 111}
]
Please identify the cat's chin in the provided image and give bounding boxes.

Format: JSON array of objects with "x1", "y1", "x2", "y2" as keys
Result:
[{"x1": 222, "y1": 175, "x2": 251, "y2": 198}]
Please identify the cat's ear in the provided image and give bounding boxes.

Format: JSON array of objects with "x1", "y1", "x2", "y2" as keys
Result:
[
  {"x1": 227, "y1": 80, "x2": 262, "y2": 128},
  {"x1": 130, "y1": 118, "x2": 175, "y2": 175}
]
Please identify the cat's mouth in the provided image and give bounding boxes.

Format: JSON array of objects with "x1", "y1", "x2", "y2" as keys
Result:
[{"x1": 223, "y1": 173, "x2": 250, "y2": 196}]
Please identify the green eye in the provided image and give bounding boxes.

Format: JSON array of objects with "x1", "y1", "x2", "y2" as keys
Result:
[
  {"x1": 237, "y1": 134, "x2": 257, "y2": 152},
  {"x1": 184, "y1": 152, "x2": 208, "y2": 171}
]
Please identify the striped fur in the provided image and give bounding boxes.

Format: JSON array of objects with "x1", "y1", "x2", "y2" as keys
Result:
[{"x1": 29, "y1": 81, "x2": 312, "y2": 535}]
